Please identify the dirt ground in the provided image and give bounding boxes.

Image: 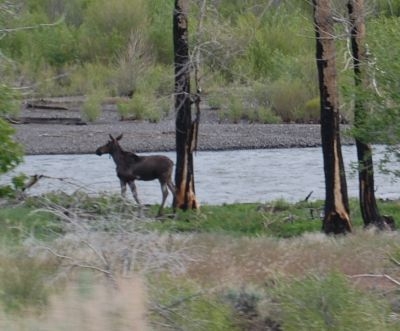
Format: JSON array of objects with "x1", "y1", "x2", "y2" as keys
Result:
[{"x1": 11, "y1": 98, "x2": 352, "y2": 155}]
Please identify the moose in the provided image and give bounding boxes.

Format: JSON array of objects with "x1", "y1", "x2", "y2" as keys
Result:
[{"x1": 95, "y1": 134, "x2": 175, "y2": 216}]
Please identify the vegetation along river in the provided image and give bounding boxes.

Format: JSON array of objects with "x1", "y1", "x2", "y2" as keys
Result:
[{"x1": 3, "y1": 146, "x2": 399, "y2": 206}]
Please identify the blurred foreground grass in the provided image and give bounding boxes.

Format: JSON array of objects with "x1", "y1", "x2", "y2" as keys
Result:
[{"x1": 0, "y1": 192, "x2": 399, "y2": 330}]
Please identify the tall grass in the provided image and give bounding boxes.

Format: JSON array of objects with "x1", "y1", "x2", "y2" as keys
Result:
[
  {"x1": 81, "y1": 90, "x2": 105, "y2": 122},
  {"x1": 0, "y1": 276, "x2": 149, "y2": 331},
  {"x1": 274, "y1": 272, "x2": 393, "y2": 330},
  {"x1": 1, "y1": 194, "x2": 400, "y2": 330}
]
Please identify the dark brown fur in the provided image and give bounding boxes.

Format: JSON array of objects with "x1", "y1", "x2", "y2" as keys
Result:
[{"x1": 96, "y1": 134, "x2": 175, "y2": 216}]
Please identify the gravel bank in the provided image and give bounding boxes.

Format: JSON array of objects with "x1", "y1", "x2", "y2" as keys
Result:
[{"x1": 11, "y1": 104, "x2": 353, "y2": 155}]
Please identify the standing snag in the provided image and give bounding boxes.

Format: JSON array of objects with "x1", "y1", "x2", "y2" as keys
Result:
[
  {"x1": 173, "y1": 0, "x2": 199, "y2": 211},
  {"x1": 313, "y1": 0, "x2": 352, "y2": 234},
  {"x1": 95, "y1": 134, "x2": 175, "y2": 216}
]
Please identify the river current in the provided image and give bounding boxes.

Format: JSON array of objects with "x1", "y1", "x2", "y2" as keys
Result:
[{"x1": 3, "y1": 146, "x2": 399, "y2": 205}]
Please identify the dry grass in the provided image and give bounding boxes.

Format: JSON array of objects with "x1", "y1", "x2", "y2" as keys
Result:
[
  {"x1": 2, "y1": 195, "x2": 400, "y2": 330},
  {"x1": 0, "y1": 277, "x2": 149, "y2": 331},
  {"x1": 183, "y1": 230, "x2": 400, "y2": 290}
]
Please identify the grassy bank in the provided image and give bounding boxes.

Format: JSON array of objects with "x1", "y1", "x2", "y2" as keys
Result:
[{"x1": 1, "y1": 192, "x2": 400, "y2": 330}]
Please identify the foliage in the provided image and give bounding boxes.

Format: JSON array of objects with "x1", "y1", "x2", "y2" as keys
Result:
[
  {"x1": 273, "y1": 272, "x2": 394, "y2": 331},
  {"x1": 149, "y1": 198, "x2": 368, "y2": 237},
  {"x1": 369, "y1": 0, "x2": 400, "y2": 16},
  {"x1": 77, "y1": 0, "x2": 148, "y2": 62},
  {"x1": 268, "y1": 78, "x2": 315, "y2": 123},
  {"x1": 148, "y1": 274, "x2": 238, "y2": 331},
  {"x1": 146, "y1": 0, "x2": 174, "y2": 63},
  {"x1": 81, "y1": 89, "x2": 104, "y2": 122},
  {"x1": 1, "y1": 193, "x2": 400, "y2": 328},
  {"x1": 0, "y1": 249, "x2": 58, "y2": 313},
  {"x1": 1, "y1": 0, "x2": 400, "y2": 124},
  {"x1": 0, "y1": 173, "x2": 28, "y2": 198},
  {"x1": 343, "y1": 16, "x2": 400, "y2": 177},
  {"x1": 117, "y1": 92, "x2": 161, "y2": 122},
  {"x1": 0, "y1": 84, "x2": 23, "y2": 199},
  {"x1": 0, "y1": 205, "x2": 61, "y2": 243}
]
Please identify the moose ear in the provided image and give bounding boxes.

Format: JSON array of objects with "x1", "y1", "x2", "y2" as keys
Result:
[
  {"x1": 116, "y1": 134, "x2": 123, "y2": 141},
  {"x1": 109, "y1": 134, "x2": 114, "y2": 140}
]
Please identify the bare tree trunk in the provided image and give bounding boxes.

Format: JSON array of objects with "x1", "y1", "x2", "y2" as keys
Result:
[
  {"x1": 313, "y1": 0, "x2": 352, "y2": 234},
  {"x1": 347, "y1": 0, "x2": 395, "y2": 230},
  {"x1": 173, "y1": 0, "x2": 199, "y2": 211}
]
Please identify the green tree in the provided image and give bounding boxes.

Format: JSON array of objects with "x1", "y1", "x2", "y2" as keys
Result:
[
  {"x1": 347, "y1": 0, "x2": 395, "y2": 230},
  {"x1": 0, "y1": 85, "x2": 23, "y2": 177},
  {"x1": 351, "y1": 15, "x2": 400, "y2": 180}
]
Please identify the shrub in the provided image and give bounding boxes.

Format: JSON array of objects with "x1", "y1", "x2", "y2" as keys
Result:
[
  {"x1": 251, "y1": 106, "x2": 282, "y2": 124},
  {"x1": 273, "y1": 272, "x2": 393, "y2": 331},
  {"x1": 111, "y1": 30, "x2": 153, "y2": 97},
  {"x1": 77, "y1": 0, "x2": 148, "y2": 62},
  {"x1": 81, "y1": 90, "x2": 105, "y2": 122},
  {"x1": 304, "y1": 97, "x2": 321, "y2": 123},
  {"x1": 0, "y1": 85, "x2": 23, "y2": 177},
  {"x1": 0, "y1": 250, "x2": 58, "y2": 312},
  {"x1": 209, "y1": 83, "x2": 282, "y2": 123},
  {"x1": 117, "y1": 92, "x2": 161, "y2": 122},
  {"x1": 146, "y1": 0, "x2": 174, "y2": 64},
  {"x1": 268, "y1": 78, "x2": 314, "y2": 123},
  {"x1": 148, "y1": 274, "x2": 238, "y2": 331},
  {"x1": 67, "y1": 63, "x2": 113, "y2": 96},
  {"x1": 224, "y1": 97, "x2": 244, "y2": 123}
]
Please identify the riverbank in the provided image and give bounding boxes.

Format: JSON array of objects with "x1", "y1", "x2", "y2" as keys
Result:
[{"x1": 11, "y1": 100, "x2": 353, "y2": 155}]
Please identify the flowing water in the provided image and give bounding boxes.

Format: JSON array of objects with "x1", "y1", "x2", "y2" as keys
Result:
[{"x1": 2, "y1": 146, "x2": 399, "y2": 205}]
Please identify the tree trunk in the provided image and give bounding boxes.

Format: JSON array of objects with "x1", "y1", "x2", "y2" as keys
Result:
[
  {"x1": 347, "y1": 0, "x2": 395, "y2": 230},
  {"x1": 313, "y1": 0, "x2": 352, "y2": 234},
  {"x1": 173, "y1": 0, "x2": 199, "y2": 211}
]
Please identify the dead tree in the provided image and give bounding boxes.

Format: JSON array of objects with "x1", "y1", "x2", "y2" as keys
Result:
[
  {"x1": 347, "y1": 0, "x2": 395, "y2": 230},
  {"x1": 313, "y1": 0, "x2": 352, "y2": 234},
  {"x1": 173, "y1": 0, "x2": 199, "y2": 211}
]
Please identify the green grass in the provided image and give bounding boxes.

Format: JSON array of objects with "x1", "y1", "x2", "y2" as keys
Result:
[
  {"x1": 273, "y1": 272, "x2": 394, "y2": 331},
  {"x1": 1, "y1": 193, "x2": 395, "y2": 243},
  {"x1": 0, "y1": 192, "x2": 400, "y2": 329},
  {"x1": 0, "y1": 205, "x2": 61, "y2": 244},
  {"x1": 149, "y1": 198, "x2": 369, "y2": 237}
]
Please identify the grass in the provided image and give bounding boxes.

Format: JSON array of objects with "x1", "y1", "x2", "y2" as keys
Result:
[
  {"x1": 0, "y1": 192, "x2": 400, "y2": 330},
  {"x1": 0, "y1": 205, "x2": 61, "y2": 244},
  {"x1": 148, "y1": 198, "x2": 368, "y2": 237}
]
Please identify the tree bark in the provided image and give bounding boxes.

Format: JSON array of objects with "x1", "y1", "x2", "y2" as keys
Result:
[
  {"x1": 313, "y1": 0, "x2": 352, "y2": 234},
  {"x1": 347, "y1": 0, "x2": 395, "y2": 230},
  {"x1": 173, "y1": 0, "x2": 199, "y2": 211}
]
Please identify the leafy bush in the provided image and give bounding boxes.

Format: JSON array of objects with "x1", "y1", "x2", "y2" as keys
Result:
[
  {"x1": 251, "y1": 106, "x2": 281, "y2": 124},
  {"x1": 268, "y1": 78, "x2": 314, "y2": 123},
  {"x1": 146, "y1": 0, "x2": 174, "y2": 63},
  {"x1": 81, "y1": 90, "x2": 104, "y2": 122},
  {"x1": 148, "y1": 274, "x2": 238, "y2": 331},
  {"x1": 77, "y1": 0, "x2": 147, "y2": 62},
  {"x1": 0, "y1": 86, "x2": 23, "y2": 176},
  {"x1": 274, "y1": 272, "x2": 393, "y2": 331},
  {"x1": 0, "y1": 250, "x2": 58, "y2": 312},
  {"x1": 117, "y1": 92, "x2": 161, "y2": 122},
  {"x1": 304, "y1": 97, "x2": 321, "y2": 123}
]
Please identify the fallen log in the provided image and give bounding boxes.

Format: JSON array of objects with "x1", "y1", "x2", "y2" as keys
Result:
[{"x1": 8, "y1": 117, "x2": 86, "y2": 125}]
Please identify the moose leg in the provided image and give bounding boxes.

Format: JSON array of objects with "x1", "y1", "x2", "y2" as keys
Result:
[
  {"x1": 128, "y1": 181, "x2": 144, "y2": 217},
  {"x1": 120, "y1": 179, "x2": 127, "y2": 197},
  {"x1": 167, "y1": 180, "x2": 176, "y2": 197},
  {"x1": 167, "y1": 180, "x2": 176, "y2": 214},
  {"x1": 128, "y1": 181, "x2": 141, "y2": 205},
  {"x1": 158, "y1": 183, "x2": 169, "y2": 216}
]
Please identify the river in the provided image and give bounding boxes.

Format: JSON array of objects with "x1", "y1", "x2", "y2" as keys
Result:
[{"x1": 2, "y1": 146, "x2": 399, "y2": 205}]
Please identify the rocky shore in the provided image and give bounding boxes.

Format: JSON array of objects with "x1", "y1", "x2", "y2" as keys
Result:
[{"x1": 11, "y1": 101, "x2": 353, "y2": 155}]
